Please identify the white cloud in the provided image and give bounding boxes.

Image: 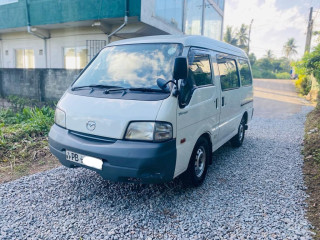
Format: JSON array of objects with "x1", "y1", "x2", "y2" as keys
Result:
[{"x1": 224, "y1": 0, "x2": 308, "y2": 59}]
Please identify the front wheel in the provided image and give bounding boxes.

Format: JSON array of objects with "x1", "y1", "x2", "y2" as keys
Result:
[
  {"x1": 230, "y1": 117, "x2": 246, "y2": 148},
  {"x1": 183, "y1": 137, "x2": 210, "y2": 187}
]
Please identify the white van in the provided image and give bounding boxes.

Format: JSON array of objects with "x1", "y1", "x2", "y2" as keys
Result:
[{"x1": 49, "y1": 35, "x2": 253, "y2": 186}]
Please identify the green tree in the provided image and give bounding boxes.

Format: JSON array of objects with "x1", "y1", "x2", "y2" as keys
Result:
[
  {"x1": 237, "y1": 24, "x2": 249, "y2": 52},
  {"x1": 223, "y1": 26, "x2": 238, "y2": 46},
  {"x1": 256, "y1": 58, "x2": 273, "y2": 72},
  {"x1": 293, "y1": 45, "x2": 320, "y2": 80},
  {"x1": 264, "y1": 50, "x2": 274, "y2": 60},
  {"x1": 283, "y1": 38, "x2": 298, "y2": 59},
  {"x1": 248, "y1": 53, "x2": 257, "y2": 66},
  {"x1": 305, "y1": 44, "x2": 320, "y2": 82},
  {"x1": 278, "y1": 57, "x2": 291, "y2": 73}
]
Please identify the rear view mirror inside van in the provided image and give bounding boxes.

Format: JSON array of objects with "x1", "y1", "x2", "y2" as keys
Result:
[{"x1": 173, "y1": 57, "x2": 188, "y2": 80}]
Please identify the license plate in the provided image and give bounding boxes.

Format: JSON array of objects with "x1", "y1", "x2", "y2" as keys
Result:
[{"x1": 66, "y1": 150, "x2": 103, "y2": 170}]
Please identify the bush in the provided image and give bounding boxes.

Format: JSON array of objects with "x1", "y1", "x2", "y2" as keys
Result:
[
  {"x1": 275, "y1": 72, "x2": 291, "y2": 79},
  {"x1": 261, "y1": 71, "x2": 276, "y2": 79},
  {"x1": 252, "y1": 67, "x2": 262, "y2": 78},
  {"x1": 6, "y1": 95, "x2": 56, "y2": 112},
  {"x1": 252, "y1": 65, "x2": 289, "y2": 79},
  {"x1": 292, "y1": 43, "x2": 320, "y2": 94},
  {"x1": 0, "y1": 106, "x2": 55, "y2": 147},
  {"x1": 295, "y1": 75, "x2": 312, "y2": 95}
]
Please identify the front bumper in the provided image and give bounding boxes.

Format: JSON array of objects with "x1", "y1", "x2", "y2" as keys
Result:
[{"x1": 48, "y1": 124, "x2": 176, "y2": 183}]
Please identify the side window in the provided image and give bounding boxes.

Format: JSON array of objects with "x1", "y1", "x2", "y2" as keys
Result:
[
  {"x1": 238, "y1": 59, "x2": 252, "y2": 86},
  {"x1": 179, "y1": 50, "x2": 213, "y2": 108},
  {"x1": 188, "y1": 52, "x2": 212, "y2": 87},
  {"x1": 217, "y1": 57, "x2": 240, "y2": 91}
]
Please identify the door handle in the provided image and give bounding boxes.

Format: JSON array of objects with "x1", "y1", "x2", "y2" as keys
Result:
[
  {"x1": 222, "y1": 96, "x2": 225, "y2": 106},
  {"x1": 215, "y1": 98, "x2": 218, "y2": 109}
]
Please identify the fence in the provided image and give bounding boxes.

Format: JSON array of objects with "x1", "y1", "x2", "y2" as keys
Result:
[{"x1": 0, "y1": 68, "x2": 82, "y2": 101}]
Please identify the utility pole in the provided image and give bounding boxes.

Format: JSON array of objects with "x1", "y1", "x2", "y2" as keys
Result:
[
  {"x1": 247, "y1": 19, "x2": 254, "y2": 55},
  {"x1": 305, "y1": 7, "x2": 313, "y2": 53}
]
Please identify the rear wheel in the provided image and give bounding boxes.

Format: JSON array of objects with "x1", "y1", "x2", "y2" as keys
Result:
[
  {"x1": 231, "y1": 117, "x2": 246, "y2": 148},
  {"x1": 183, "y1": 137, "x2": 209, "y2": 187}
]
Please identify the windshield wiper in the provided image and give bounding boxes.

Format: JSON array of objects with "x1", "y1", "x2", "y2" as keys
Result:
[
  {"x1": 128, "y1": 87, "x2": 168, "y2": 93},
  {"x1": 104, "y1": 87, "x2": 127, "y2": 94},
  {"x1": 71, "y1": 85, "x2": 122, "y2": 91},
  {"x1": 72, "y1": 85, "x2": 168, "y2": 94}
]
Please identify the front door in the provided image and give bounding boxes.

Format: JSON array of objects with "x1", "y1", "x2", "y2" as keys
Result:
[{"x1": 174, "y1": 48, "x2": 220, "y2": 176}]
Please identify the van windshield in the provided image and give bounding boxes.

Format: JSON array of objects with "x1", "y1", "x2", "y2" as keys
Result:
[{"x1": 72, "y1": 43, "x2": 183, "y2": 90}]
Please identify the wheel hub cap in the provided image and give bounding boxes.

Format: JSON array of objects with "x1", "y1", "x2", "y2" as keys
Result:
[
  {"x1": 239, "y1": 124, "x2": 244, "y2": 141},
  {"x1": 194, "y1": 146, "x2": 206, "y2": 178}
]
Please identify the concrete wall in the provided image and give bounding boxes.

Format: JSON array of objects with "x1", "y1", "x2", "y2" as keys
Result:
[{"x1": 0, "y1": 68, "x2": 81, "y2": 101}]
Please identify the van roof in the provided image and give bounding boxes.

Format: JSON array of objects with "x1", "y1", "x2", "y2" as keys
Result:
[{"x1": 108, "y1": 35, "x2": 247, "y2": 58}]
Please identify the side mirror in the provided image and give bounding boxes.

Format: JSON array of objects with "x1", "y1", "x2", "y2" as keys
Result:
[
  {"x1": 156, "y1": 78, "x2": 170, "y2": 92},
  {"x1": 173, "y1": 57, "x2": 188, "y2": 80}
]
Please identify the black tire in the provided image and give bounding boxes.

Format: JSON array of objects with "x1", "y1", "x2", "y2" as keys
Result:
[
  {"x1": 230, "y1": 117, "x2": 246, "y2": 148},
  {"x1": 183, "y1": 137, "x2": 210, "y2": 187}
]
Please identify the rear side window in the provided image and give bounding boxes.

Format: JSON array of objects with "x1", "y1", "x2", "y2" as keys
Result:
[
  {"x1": 217, "y1": 58, "x2": 240, "y2": 91},
  {"x1": 238, "y1": 59, "x2": 252, "y2": 86},
  {"x1": 188, "y1": 53, "x2": 212, "y2": 87}
]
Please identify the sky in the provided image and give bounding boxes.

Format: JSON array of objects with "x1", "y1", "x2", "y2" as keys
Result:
[{"x1": 224, "y1": 0, "x2": 320, "y2": 59}]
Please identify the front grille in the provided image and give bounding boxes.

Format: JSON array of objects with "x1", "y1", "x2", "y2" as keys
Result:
[{"x1": 69, "y1": 130, "x2": 117, "y2": 143}]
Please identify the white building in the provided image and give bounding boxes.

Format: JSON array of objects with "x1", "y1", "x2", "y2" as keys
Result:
[{"x1": 0, "y1": 0, "x2": 225, "y2": 69}]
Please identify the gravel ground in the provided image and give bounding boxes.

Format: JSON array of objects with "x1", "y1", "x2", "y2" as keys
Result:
[{"x1": 0, "y1": 106, "x2": 315, "y2": 240}]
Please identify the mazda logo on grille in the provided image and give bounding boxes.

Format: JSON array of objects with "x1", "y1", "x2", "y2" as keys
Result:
[{"x1": 86, "y1": 121, "x2": 96, "y2": 131}]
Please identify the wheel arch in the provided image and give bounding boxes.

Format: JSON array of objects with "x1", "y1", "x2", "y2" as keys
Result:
[
  {"x1": 199, "y1": 132, "x2": 213, "y2": 165},
  {"x1": 243, "y1": 111, "x2": 248, "y2": 124}
]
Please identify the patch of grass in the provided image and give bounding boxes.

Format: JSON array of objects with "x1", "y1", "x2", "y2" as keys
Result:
[
  {"x1": 0, "y1": 96, "x2": 59, "y2": 183},
  {"x1": 303, "y1": 93, "x2": 320, "y2": 239}
]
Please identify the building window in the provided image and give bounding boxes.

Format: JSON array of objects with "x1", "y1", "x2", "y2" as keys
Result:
[
  {"x1": 203, "y1": 1, "x2": 223, "y2": 40},
  {"x1": 15, "y1": 49, "x2": 35, "y2": 69},
  {"x1": 212, "y1": 0, "x2": 224, "y2": 11},
  {"x1": 185, "y1": 0, "x2": 203, "y2": 35},
  {"x1": 218, "y1": 0, "x2": 225, "y2": 11},
  {"x1": 64, "y1": 47, "x2": 88, "y2": 69},
  {"x1": 86, "y1": 40, "x2": 107, "y2": 61},
  {"x1": 155, "y1": 0, "x2": 183, "y2": 30},
  {"x1": 217, "y1": 58, "x2": 240, "y2": 91}
]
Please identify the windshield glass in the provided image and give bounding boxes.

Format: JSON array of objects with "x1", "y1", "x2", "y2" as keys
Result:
[{"x1": 72, "y1": 43, "x2": 183, "y2": 90}]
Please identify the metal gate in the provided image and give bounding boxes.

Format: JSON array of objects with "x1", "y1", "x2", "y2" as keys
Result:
[{"x1": 86, "y1": 40, "x2": 107, "y2": 62}]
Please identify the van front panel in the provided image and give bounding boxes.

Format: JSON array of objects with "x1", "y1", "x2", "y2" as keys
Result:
[{"x1": 58, "y1": 92, "x2": 163, "y2": 139}]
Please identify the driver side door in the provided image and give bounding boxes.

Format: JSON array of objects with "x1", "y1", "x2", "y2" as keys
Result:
[{"x1": 174, "y1": 48, "x2": 220, "y2": 177}]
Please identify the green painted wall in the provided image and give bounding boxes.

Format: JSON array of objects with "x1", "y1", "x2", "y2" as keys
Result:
[
  {"x1": 0, "y1": 0, "x2": 141, "y2": 30},
  {"x1": 0, "y1": 1, "x2": 26, "y2": 29}
]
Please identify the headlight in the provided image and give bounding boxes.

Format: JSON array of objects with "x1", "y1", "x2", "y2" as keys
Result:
[
  {"x1": 125, "y1": 122, "x2": 172, "y2": 142},
  {"x1": 54, "y1": 107, "x2": 66, "y2": 128}
]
